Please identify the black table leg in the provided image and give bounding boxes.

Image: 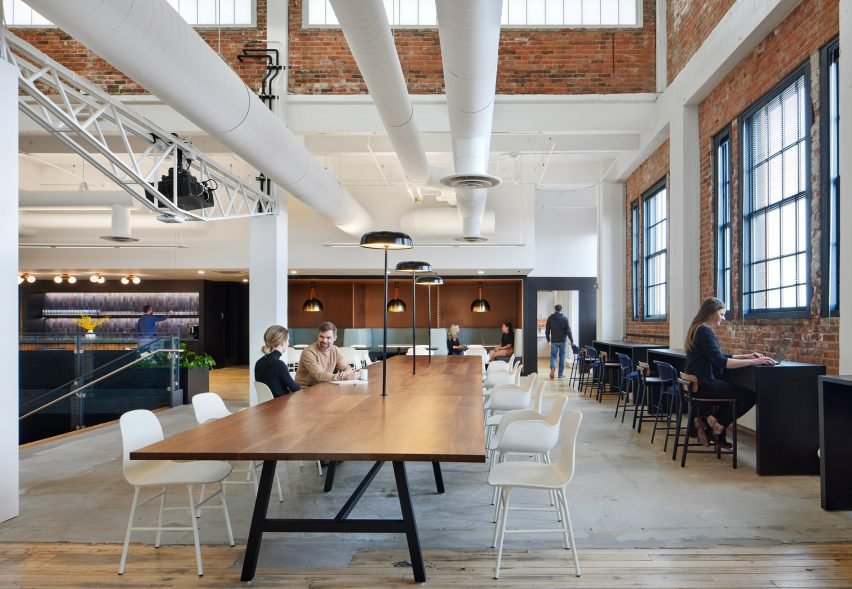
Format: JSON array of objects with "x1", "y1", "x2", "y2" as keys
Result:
[
  {"x1": 393, "y1": 461, "x2": 425, "y2": 583},
  {"x1": 323, "y1": 461, "x2": 337, "y2": 493},
  {"x1": 336, "y1": 461, "x2": 384, "y2": 520},
  {"x1": 240, "y1": 460, "x2": 275, "y2": 582},
  {"x1": 431, "y1": 461, "x2": 445, "y2": 494}
]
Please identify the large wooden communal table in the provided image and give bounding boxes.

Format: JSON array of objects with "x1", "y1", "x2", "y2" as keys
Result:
[{"x1": 131, "y1": 355, "x2": 486, "y2": 583}]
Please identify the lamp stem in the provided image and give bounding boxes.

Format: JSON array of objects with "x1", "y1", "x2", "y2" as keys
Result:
[
  {"x1": 382, "y1": 248, "x2": 388, "y2": 397},
  {"x1": 427, "y1": 285, "x2": 432, "y2": 363},
  {"x1": 411, "y1": 272, "x2": 416, "y2": 375}
]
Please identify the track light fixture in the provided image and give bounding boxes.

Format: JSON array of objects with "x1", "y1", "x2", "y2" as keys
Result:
[
  {"x1": 89, "y1": 273, "x2": 106, "y2": 284},
  {"x1": 18, "y1": 273, "x2": 36, "y2": 284},
  {"x1": 53, "y1": 273, "x2": 77, "y2": 284},
  {"x1": 121, "y1": 274, "x2": 141, "y2": 285}
]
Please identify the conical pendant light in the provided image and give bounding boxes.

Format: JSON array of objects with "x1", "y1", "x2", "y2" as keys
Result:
[
  {"x1": 471, "y1": 282, "x2": 490, "y2": 312},
  {"x1": 302, "y1": 283, "x2": 323, "y2": 312},
  {"x1": 387, "y1": 282, "x2": 406, "y2": 312}
]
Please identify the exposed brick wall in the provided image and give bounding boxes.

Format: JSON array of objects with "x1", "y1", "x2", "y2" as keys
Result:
[
  {"x1": 624, "y1": 139, "x2": 670, "y2": 343},
  {"x1": 667, "y1": 0, "x2": 736, "y2": 83},
  {"x1": 287, "y1": 0, "x2": 656, "y2": 95},
  {"x1": 696, "y1": 0, "x2": 839, "y2": 372},
  {"x1": 11, "y1": 0, "x2": 268, "y2": 95}
]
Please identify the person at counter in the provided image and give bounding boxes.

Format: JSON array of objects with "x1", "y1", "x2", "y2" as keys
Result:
[
  {"x1": 684, "y1": 297, "x2": 775, "y2": 446},
  {"x1": 447, "y1": 324, "x2": 465, "y2": 355},
  {"x1": 254, "y1": 325, "x2": 301, "y2": 398},
  {"x1": 488, "y1": 321, "x2": 514, "y2": 362},
  {"x1": 295, "y1": 321, "x2": 359, "y2": 387},
  {"x1": 136, "y1": 304, "x2": 169, "y2": 334}
]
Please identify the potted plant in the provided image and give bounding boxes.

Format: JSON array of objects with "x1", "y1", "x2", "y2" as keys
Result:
[
  {"x1": 178, "y1": 343, "x2": 217, "y2": 404},
  {"x1": 77, "y1": 314, "x2": 108, "y2": 338}
]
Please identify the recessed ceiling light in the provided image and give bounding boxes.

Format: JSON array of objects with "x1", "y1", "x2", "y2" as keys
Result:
[
  {"x1": 242, "y1": 278, "x2": 249, "y2": 283},
  {"x1": 290, "y1": 270, "x2": 298, "y2": 274},
  {"x1": 197, "y1": 270, "x2": 206, "y2": 275},
  {"x1": 477, "y1": 270, "x2": 485, "y2": 274}
]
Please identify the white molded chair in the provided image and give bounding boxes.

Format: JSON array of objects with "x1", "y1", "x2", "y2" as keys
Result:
[
  {"x1": 485, "y1": 361, "x2": 522, "y2": 390},
  {"x1": 487, "y1": 353, "x2": 516, "y2": 374},
  {"x1": 118, "y1": 409, "x2": 234, "y2": 576},
  {"x1": 192, "y1": 392, "x2": 283, "y2": 503},
  {"x1": 488, "y1": 409, "x2": 583, "y2": 579},
  {"x1": 485, "y1": 374, "x2": 538, "y2": 449},
  {"x1": 339, "y1": 346, "x2": 364, "y2": 368},
  {"x1": 286, "y1": 347, "x2": 302, "y2": 372},
  {"x1": 254, "y1": 382, "x2": 323, "y2": 477},
  {"x1": 405, "y1": 346, "x2": 431, "y2": 355},
  {"x1": 464, "y1": 346, "x2": 489, "y2": 378}
]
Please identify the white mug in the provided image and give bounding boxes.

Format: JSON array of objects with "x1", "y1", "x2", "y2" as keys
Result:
[{"x1": 358, "y1": 368, "x2": 368, "y2": 381}]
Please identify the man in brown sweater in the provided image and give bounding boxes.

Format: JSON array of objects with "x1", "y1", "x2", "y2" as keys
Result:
[{"x1": 295, "y1": 321, "x2": 359, "y2": 387}]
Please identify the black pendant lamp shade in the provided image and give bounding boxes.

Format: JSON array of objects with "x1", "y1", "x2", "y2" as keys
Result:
[
  {"x1": 359, "y1": 231, "x2": 413, "y2": 250},
  {"x1": 471, "y1": 282, "x2": 491, "y2": 312},
  {"x1": 395, "y1": 260, "x2": 432, "y2": 274},
  {"x1": 415, "y1": 275, "x2": 444, "y2": 286},
  {"x1": 302, "y1": 283, "x2": 323, "y2": 312},
  {"x1": 387, "y1": 282, "x2": 406, "y2": 312}
]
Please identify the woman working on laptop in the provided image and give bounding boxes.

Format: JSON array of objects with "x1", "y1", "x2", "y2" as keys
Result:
[{"x1": 684, "y1": 297, "x2": 776, "y2": 446}]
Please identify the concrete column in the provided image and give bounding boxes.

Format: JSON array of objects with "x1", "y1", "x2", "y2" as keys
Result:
[
  {"x1": 668, "y1": 106, "x2": 701, "y2": 346},
  {"x1": 840, "y1": 3, "x2": 852, "y2": 373},
  {"x1": 248, "y1": 199, "x2": 288, "y2": 405},
  {"x1": 1, "y1": 60, "x2": 20, "y2": 522},
  {"x1": 597, "y1": 181, "x2": 626, "y2": 339}
]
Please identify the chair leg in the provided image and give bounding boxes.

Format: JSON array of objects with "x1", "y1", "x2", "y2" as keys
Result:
[
  {"x1": 316, "y1": 460, "x2": 323, "y2": 476},
  {"x1": 732, "y1": 406, "x2": 738, "y2": 469},
  {"x1": 186, "y1": 485, "x2": 203, "y2": 576},
  {"x1": 118, "y1": 486, "x2": 140, "y2": 574},
  {"x1": 273, "y1": 464, "x2": 284, "y2": 503},
  {"x1": 558, "y1": 488, "x2": 581, "y2": 577},
  {"x1": 196, "y1": 484, "x2": 205, "y2": 518},
  {"x1": 680, "y1": 400, "x2": 693, "y2": 468},
  {"x1": 155, "y1": 486, "x2": 166, "y2": 547},
  {"x1": 494, "y1": 488, "x2": 511, "y2": 579},
  {"x1": 219, "y1": 482, "x2": 235, "y2": 546}
]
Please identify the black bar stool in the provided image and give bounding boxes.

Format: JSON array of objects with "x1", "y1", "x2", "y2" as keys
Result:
[
  {"x1": 650, "y1": 361, "x2": 681, "y2": 453},
  {"x1": 614, "y1": 353, "x2": 642, "y2": 423},
  {"x1": 674, "y1": 372, "x2": 738, "y2": 469}
]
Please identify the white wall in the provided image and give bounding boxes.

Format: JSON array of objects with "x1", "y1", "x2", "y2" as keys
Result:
[
  {"x1": 529, "y1": 187, "x2": 597, "y2": 277},
  {"x1": 1, "y1": 61, "x2": 20, "y2": 522}
]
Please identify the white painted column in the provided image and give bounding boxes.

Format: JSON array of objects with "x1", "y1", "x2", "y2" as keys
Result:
[
  {"x1": 248, "y1": 199, "x2": 288, "y2": 405},
  {"x1": 840, "y1": 3, "x2": 852, "y2": 374},
  {"x1": 668, "y1": 106, "x2": 701, "y2": 346},
  {"x1": 1, "y1": 60, "x2": 20, "y2": 522},
  {"x1": 656, "y1": 0, "x2": 668, "y2": 92},
  {"x1": 597, "y1": 181, "x2": 626, "y2": 339}
]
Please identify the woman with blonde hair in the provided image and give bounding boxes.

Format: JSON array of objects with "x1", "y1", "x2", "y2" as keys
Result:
[
  {"x1": 684, "y1": 297, "x2": 774, "y2": 446},
  {"x1": 447, "y1": 323, "x2": 465, "y2": 355},
  {"x1": 254, "y1": 325, "x2": 301, "y2": 398}
]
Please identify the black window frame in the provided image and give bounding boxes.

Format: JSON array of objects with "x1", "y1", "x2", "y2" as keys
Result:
[
  {"x1": 820, "y1": 38, "x2": 840, "y2": 317},
  {"x1": 631, "y1": 202, "x2": 640, "y2": 319},
  {"x1": 739, "y1": 64, "x2": 812, "y2": 319},
  {"x1": 642, "y1": 179, "x2": 667, "y2": 320},
  {"x1": 713, "y1": 127, "x2": 733, "y2": 316}
]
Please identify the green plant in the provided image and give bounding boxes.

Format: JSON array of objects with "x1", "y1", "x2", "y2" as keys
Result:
[{"x1": 179, "y1": 343, "x2": 216, "y2": 369}]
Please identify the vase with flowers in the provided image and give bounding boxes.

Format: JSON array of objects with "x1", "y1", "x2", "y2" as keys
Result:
[{"x1": 77, "y1": 314, "x2": 108, "y2": 338}]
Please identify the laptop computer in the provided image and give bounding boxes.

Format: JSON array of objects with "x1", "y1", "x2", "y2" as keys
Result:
[{"x1": 771, "y1": 338, "x2": 792, "y2": 365}]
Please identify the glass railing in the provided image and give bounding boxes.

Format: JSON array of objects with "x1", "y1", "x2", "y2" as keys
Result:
[{"x1": 19, "y1": 333, "x2": 181, "y2": 444}]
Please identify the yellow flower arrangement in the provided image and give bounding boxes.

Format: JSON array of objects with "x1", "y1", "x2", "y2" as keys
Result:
[{"x1": 77, "y1": 314, "x2": 109, "y2": 331}]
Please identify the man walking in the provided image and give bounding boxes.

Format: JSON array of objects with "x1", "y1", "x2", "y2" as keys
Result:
[{"x1": 545, "y1": 304, "x2": 574, "y2": 379}]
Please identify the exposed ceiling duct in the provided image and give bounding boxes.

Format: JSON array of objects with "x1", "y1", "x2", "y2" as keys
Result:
[
  {"x1": 25, "y1": 0, "x2": 371, "y2": 236},
  {"x1": 435, "y1": 0, "x2": 503, "y2": 240},
  {"x1": 100, "y1": 204, "x2": 139, "y2": 243},
  {"x1": 329, "y1": 0, "x2": 430, "y2": 185},
  {"x1": 19, "y1": 190, "x2": 137, "y2": 210}
]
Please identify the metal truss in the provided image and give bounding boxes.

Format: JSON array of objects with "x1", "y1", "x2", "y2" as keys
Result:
[{"x1": 1, "y1": 28, "x2": 276, "y2": 222}]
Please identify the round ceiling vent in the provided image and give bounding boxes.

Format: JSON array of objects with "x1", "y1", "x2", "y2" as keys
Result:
[
  {"x1": 454, "y1": 235, "x2": 489, "y2": 243},
  {"x1": 439, "y1": 173, "x2": 502, "y2": 190},
  {"x1": 99, "y1": 235, "x2": 140, "y2": 243}
]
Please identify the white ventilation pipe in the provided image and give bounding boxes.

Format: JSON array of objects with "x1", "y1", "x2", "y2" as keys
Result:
[
  {"x1": 329, "y1": 0, "x2": 430, "y2": 185},
  {"x1": 19, "y1": 190, "x2": 137, "y2": 210},
  {"x1": 435, "y1": 0, "x2": 503, "y2": 239},
  {"x1": 26, "y1": 0, "x2": 371, "y2": 236},
  {"x1": 400, "y1": 206, "x2": 495, "y2": 237}
]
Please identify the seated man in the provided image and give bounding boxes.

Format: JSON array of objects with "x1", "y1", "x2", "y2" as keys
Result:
[{"x1": 296, "y1": 321, "x2": 359, "y2": 387}]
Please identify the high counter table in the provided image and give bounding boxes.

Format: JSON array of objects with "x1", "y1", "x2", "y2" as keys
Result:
[
  {"x1": 592, "y1": 339, "x2": 669, "y2": 364},
  {"x1": 645, "y1": 348, "x2": 825, "y2": 475},
  {"x1": 131, "y1": 355, "x2": 486, "y2": 583}
]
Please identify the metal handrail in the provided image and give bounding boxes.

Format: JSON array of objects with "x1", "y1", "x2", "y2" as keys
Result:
[{"x1": 18, "y1": 348, "x2": 183, "y2": 421}]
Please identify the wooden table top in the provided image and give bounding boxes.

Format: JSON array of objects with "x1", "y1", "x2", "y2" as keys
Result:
[{"x1": 132, "y1": 355, "x2": 486, "y2": 463}]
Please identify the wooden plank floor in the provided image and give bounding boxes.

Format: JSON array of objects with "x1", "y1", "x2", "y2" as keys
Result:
[
  {"x1": 209, "y1": 365, "x2": 251, "y2": 402},
  {"x1": 2, "y1": 542, "x2": 852, "y2": 587}
]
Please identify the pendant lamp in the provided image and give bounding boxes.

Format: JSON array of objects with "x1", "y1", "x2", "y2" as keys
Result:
[
  {"x1": 359, "y1": 231, "x2": 414, "y2": 397},
  {"x1": 302, "y1": 283, "x2": 323, "y2": 312},
  {"x1": 396, "y1": 261, "x2": 432, "y2": 374},
  {"x1": 416, "y1": 274, "x2": 443, "y2": 362},
  {"x1": 471, "y1": 282, "x2": 491, "y2": 312},
  {"x1": 387, "y1": 282, "x2": 406, "y2": 312}
]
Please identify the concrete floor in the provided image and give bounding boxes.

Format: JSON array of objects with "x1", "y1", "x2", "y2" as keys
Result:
[{"x1": 4, "y1": 362, "x2": 851, "y2": 571}]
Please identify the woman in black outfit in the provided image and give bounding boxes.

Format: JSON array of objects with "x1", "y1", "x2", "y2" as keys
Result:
[
  {"x1": 488, "y1": 321, "x2": 514, "y2": 362},
  {"x1": 447, "y1": 323, "x2": 465, "y2": 355},
  {"x1": 684, "y1": 298, "x2": 774, "y2": 445},
  {"x1": 254, "y1": 325, "x2": 301, "y2": 398}
]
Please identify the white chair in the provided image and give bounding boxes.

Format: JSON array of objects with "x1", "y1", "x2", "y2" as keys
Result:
[
  {"x1": 485, "y1": 361, "x2": 522, "y2": 390},
  {"x1": 405, "y1": 346, "x2": 430, "y2": 355},
  {"x1": 254, "y1": 382, "x2": 323, "y2": 477},
  {"x1": 464, "y1": 346, "x2": 489, "y2": 379},
  {"x1": 484, "y1": 374, "x2": 538, "y2": 449},
  {"x1": 339, "y1": 346, "x2": 364, "y2": 368},
  {"x1": 118, "y1": 409, "x2": 234, "y2": 576},
  {"x1": 287, "y1": 347, "x2": 302, "y2": 372},
  {"x1": 192, "y1": 392, "x2": 283, "y2": 503},
  {"x1": 488, "y1": 409, "x2": 583, "y2": 579},
  {"x1": 487, "y1": 353, "x2": 516, "y2": 374}
]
